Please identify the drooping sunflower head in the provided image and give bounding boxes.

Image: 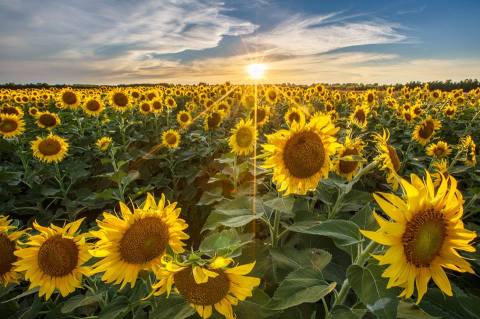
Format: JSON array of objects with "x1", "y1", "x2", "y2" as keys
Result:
[
  {"x1": 90, "y1": 193, "x2": 189, "y2": 288},
  {"x1": 204, "y1": 111, "x2": 224, "y2": 131},
  {"x1": 460, "y1": 135, "x2": 477, "y2": 167},
  {"x1": 58, "y1": 89, "x2": 80, "y2": 109},
  {"x1": 96, "y1": 136, "x2": 113, "y2": 152},
  {"x1": 82, "y1": 98, "x2": 104, "y2": 117},
  {"x1": 177, "y1": 110, "x2": 193, "y2": 128},
  {"x1": 426, "y1": 141, "x2": 451, "y2": 159},
  {"x1": 36, "y1": 111, "x2": 61, "y2": 129},
  {"x1": 334, "y1": 135, "x2": 365, "y2": 181},
  {"x1": 262, "y1": 114, "x2": 340, "y2": 195},
  {"x1": 0, "y1": 114, "x2": 25, "y2": 139},
  {"x1": 361, "y1": 172, "x2": 476, "y2": 303},
  {"x1": 31, "y1": 133, "x2": 69, "y2": 164},
  {"x1": 162, "y1": 129, "x2": 181, "y2": 149},
  {"x1": 109, "y1": 89, "x2": 130, "y2": 112},
  {"x1": 413, "y1": 117, "x2": 441, "y2": 145},
  {"x1": 229, "y1": 118, "x2": 257, "y2": 156},
  {"x1": 149, "y1": 256, "x2": 261, "y2": 319},
  {"x1": 373, "y1": 129, "x2": 401, "y2": 190},
  {"x1": 14, "y1": 219, "x2": 91, "y2": 299},
  {"x1": 284, "y1": 107, "x2": 306, "y2": 127},
  {"x1": 0, "y1": 216, "x2": 25, "y2": 286}
]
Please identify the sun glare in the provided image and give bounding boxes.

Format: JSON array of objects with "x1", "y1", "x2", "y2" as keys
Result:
[{"x1": 247, "y1": 63, "x2": 266, "y2": 80}]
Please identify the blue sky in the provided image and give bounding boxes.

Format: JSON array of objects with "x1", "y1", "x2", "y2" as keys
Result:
[{"x1": 0, "y1": 0, "x2": 479, "y2": 84}]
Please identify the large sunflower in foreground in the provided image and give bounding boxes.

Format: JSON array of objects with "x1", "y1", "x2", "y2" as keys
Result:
[
  {"x1": 149, "y1": 256, "x2": 261, "y2": 319},
  {"x1": 262, "y1": 114, "x2": 339, "y2": 195},
  {"x1": 334, "y1": 135, "x2": 365, "y2": 181},
  {"x1": 374, "y1": 129, "x2": 401, "y2": 190},
  {"x1": 361, "y1": 172, "x2": 476, "y2": 303},
  {"x1": 229, "y1": 118, "x2": 257, "y2": 156},
  {"x1": 0, "y1": 216, "x2": 25, "y2": 285},
  {"x1": 31, "y1": 133, "x2": 69, "y2": 163},
  {"x1": 412, "y1": 117, "x2": 441, "y2": 145},
  {"x1": 89, "y1": 193, "x2": 189, "y2": 288},
  {"x1": 0, "y1": 114, "x2": 25, "y2": 138},
  {"x1": 14, "y1": 219, "x2": 91, "y2": 299}
]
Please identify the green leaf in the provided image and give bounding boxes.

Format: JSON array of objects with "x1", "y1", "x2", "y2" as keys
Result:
[
  {"x1": 397, "y1": 301, "x2": 437, "y2": 319},
  {"x1": 327, "y1": 306, "x2": 367, "y2": 319},
  {"x1": 263, "y1": 196, "x2": 295, "y2": 216},
  {"x1": 61, "y1": 294, "x2": 101, "y2": 313},
  {"x1": 287, "y1": 220, "x2": 361, "y2": 246},
  {"x1": 347, "y1": 264, "x2": 399, "y2": 319},
  {"x1": 148, "y1": 295, "x2": 195, "y2": 319},
  {"x1": 199, "y1": 229, "x2": 249, "y2": 255},
  {"x1": 269, "y1": 248, "x2": 331, "y2": 272},
  {"x1": 266, "y1": 268, "x2": 336, "y2": 310}
]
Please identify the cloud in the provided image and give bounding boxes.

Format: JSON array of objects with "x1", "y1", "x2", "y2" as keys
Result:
[{"x1": 244, "y1": 13, "x2": 407, "y2": 56}]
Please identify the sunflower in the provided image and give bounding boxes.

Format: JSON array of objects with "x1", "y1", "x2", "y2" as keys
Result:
[
  {"x1": 460, "y1": 135, "x2": 477, "y2": 167},
  {"x1": 0, "y1": 105, "x2": 24, "y2": 117},
  {"x1": 262, "y1": 114, "x2": 339, "y2": 195},
  {"x1": 443, "y1": 105, "x2": 457, "y2": 118},
  {"x1": 374, "y1": 129, "x2": 401, "y2": 190},
  {"x1": 0, "y1": 216, "x2": 25, "y2": 286},
  {"x1": 109, "y1": 89, "x2": 130, "y2": 112},
  {"x1": 204, "y1": 111, "x2": 224, "y2": 130},
  {"x1": 177, "y1": 111, "x2": 193, "y2": 128},
  {"x1": 82, "y1": 98, "x2": 104, "y2": 117},
  {"x1": 349, "y1": 104, "x2": 369, "y2": 129},
  {"x1": 96, "y1": 136, "x2": 113, "y2": 152},
  {"x1": 0, "y1": 114, "x2": 25, "y2": 138},
  {"x1": 151, "y1": 98, "x2": 164, "y2": 114},
  {"x1": 361, "y1": 172, "x2": 476, "y2": 303},
  {"x1": 265, "y1": 87, "x2": 278, "y2": 104},
  {"x1": 162, "y1": 129, "x2": 181, "y2": 149},
  {"x1": 28, "y1": 106, "x2": 40, "y2": 117},
  {"x1": 284, "y1": 107, "x2": 306, "y2": 127},
  {"x1": 139, "y1": 102, "x2": 152, "y2": 114},
  {"x1": 250, "y1": 106, "x2": 270, "y2": 126},
  {"x1": 165, "y1": 96, "x2": 177, "y2": 110},
  {"x1": 229, "y1": 118, "x2": 257, "y2": 156},
  {"x1": 58, "y1": 88, "x2": 80, "y2": 109},
  {"x1": 89, "y1": 193, "x2": 189, "y2": 288},
  {"x1": 14, "y1": 219, "x2": 91, "y2": 299},
  {"x1": 149, "y1": 256, "x2": 261, "y2": 319},
  {"x1": 36, "y1": 111, "x2": 61, "y2": 129},
  {"x1": 413, "y1": 117, "x2": 441, "y2": 145},
  {"x1": 334, "y1": 135, "x2": 365, "y2": 181},
  {"x1": 426, "y1": 141, "x2": 451, "y2": 159},
  {"x1": 431, "y1": 159, "x2": 449, "y2": 186},
  {"x1": 31, "y1": 134, "x2": 69, "y2": 163}
]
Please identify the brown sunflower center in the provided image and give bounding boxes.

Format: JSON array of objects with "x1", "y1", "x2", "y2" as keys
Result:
[
  {"x1": 1, "y1": 107, "x2": 19, "y2": 115},
  {"x1": 152, "y1": 101, "x2": 162, "y2": 110},
  {"x1": 402, "y1": 209, "x2": 446, "y2": 267},
  {"x1": 354, "y1": 109, "x2": 366, "y2": 123},
  {"x1": 283, "y1": 131, "x2": 325, "y2": 178},
  {"x1": 86, "y1": 100, "x2": 101, "y2": 112},
  {"x1": 268, "y1": 91, "x2": 276, "y2": 100},
  {"x1": 62, "y1": 91, "x2": 77, "y2": 105},
  {"x1": 288, "y1": 112, "x2": 300, "y2": 123},
  {"x1": 39, "y1": 114, "x2": 57, "y2": 127},
  {"x1": 387, "y1": 145, "x2": 401, "y2": 172},
  {"x1": 339, "y1": 148, "x2": 359, "y2": 174},
  {"x1": 0, "y1": 118, "x2": 18, "y2": 133},
  {"x1": 207, "y1": 112, "x2": 221, "y2": 128},
  {"x1": 253, "y1": 108, "x2": 266, "y2": 123},
  {"x1": 419, "y1": 121, "x2": 435, "y2": 139},
  {"x1": 141, "y1": 103, "x2": 150, "y2": 112},
  {"x1": 0, "y1": 234, "x2": 16, "y2": 276},
  {"x1": 180, "y1": 113, "x2": 189, "y2": 122},
  {"x1": 38, "y1": 139, "x2": 62, "y2": 156},
  {"x1": 113, "y1": 92, "x2": 128, "y2": 107},
  {"x1": 434, "y1": 147, "x2": 446, "y2": 157},
  {"x1": 235, "y1": 127, "x2": 253, "y2": 148},
  {"x1": 367, "y1": 93, "x2": 374, "y2": 103},
  {"x1": 119, "y1": 217, "x2": 169, "y2": 264},
  {"x1": 166, "y1": 133, "x2": 177, "y2": 145},
  {"x1": 445, "y1": 109, "x2": 454, "y2": 116},
  {"x1": 174, "y1": 268, "x2": 230, "y2": 305},
  {"x1": 38, "y1": 235, "x2": 79, "y2": 277}
]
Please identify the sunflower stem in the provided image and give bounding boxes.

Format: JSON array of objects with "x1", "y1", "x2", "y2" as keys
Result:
[{"x1": 54, "y1": 163, "x2": 67, "y2": 198}]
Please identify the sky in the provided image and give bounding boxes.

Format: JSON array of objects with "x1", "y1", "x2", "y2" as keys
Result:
[{"x1": 1, "y1": 0, "x2": 480, "y2": 84}]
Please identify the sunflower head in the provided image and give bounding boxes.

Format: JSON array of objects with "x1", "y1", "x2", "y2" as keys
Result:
[
  {"x1": 31, "y1": 133, "x2": 69, "y2": 164},
  {"x1": 229, "y1": 118, "x2": 257, "y2": 156},
  {"x1": 82, "y1": 98, "x2": 104, "y2": 117},
  {"x1": 14, "y1": 219, "x2": 91, "y2": 299},
  {"x1": 151, "y1": 98, "x2": 164, "y2": 113},
  {"x1": 58, "y1": 89, "x2": 80, "y2": 109},
  {"x1": 162, "y1": 129, "x2": 181, "y2": 149},
  {"x1": 204, "y1": 111, "x2": 224, "y2": 130},
  {"x1": 139, "y1": 102, "x2": 152, "y2": 114},
  {"x1": 361, "y1": 172, "x2": 476, "y2": 303},
  {"x1": 177, "y1": 111, "x2": 193, "y2": 128},
  {"x1": 460, "y1": 135, "x2": 477, "y2": 167},
  {"x1": 334, "y1": 135, "x2": 365, "y2": 181},
  {"x1": 0, "y1": 114, "x2": 25, "y2": 139},
  {"x1": 90, "y1": 193, "x2": 189, "y2": 288},
  {"x1": 262, "y1": 114, "x2": 339, "y2": 195},
  {"x1": 0, "y1": 216, "x2": 25, "y2": 286},
  {"x1": 250, "y1": 106, "x2": 270, "y2": 126},
  {"x1": 350, "y1": 104, "x2": 369, "y2": 129},
  {"x1": 374, "y1": 129, "x2": 401, "y2": 190},
  {"x1": 37, "y1": 111, "x2": 61, "y2": 129},
  {"x1": 109, "y1": 89, "x2": 130, "y2": 112},
  {"x1": 96, "y1": 136, "x2": 113, "y2": 152},
  {"x1": 426, "y1": 141, "x2": 451, "y2": 159},
  {"x1": 165, "y1": 96, "x2": 177, "y2": 109},
  {"x1": 413, "y1": 117, "x2": 441, "y2": 145},
  {"x1": 284, "y1": 107, "x2": 306, "y2": 127}
]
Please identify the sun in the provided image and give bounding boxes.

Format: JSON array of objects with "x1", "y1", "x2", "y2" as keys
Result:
[{"x1": 247, "y1": 63, "x2": 266, "y2": 80}]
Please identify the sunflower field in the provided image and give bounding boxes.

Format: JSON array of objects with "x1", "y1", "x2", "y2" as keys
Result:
[{"x1": 0, "y1": 84, "x2": 479, "y2": 319}]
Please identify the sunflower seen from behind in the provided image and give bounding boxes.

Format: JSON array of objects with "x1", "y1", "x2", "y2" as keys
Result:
[
  {"x1": 89, "y1": 193, "x2": 189, "y2": 288},
  {"x1": 149, "y1": 256, "x2": 261, "y2": 319},
  {"x1": 361, "y1": 172, "x2": 476, "y2": 303},
  {"x1": 262, "y1": 114, "x2": 339, "y2": 195},
  {"x1": 229, "y1": 118, "x2": 257, "y2": 156},
  {"x1": 14, "y1": 219, "x2": 91, "y2": 299},
  {"x1": 0, "y1": 114, "x2": 25, "y2": 139},
  {"x1": 0, "y1": 216, "x2": 25, "y2": 286}
]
